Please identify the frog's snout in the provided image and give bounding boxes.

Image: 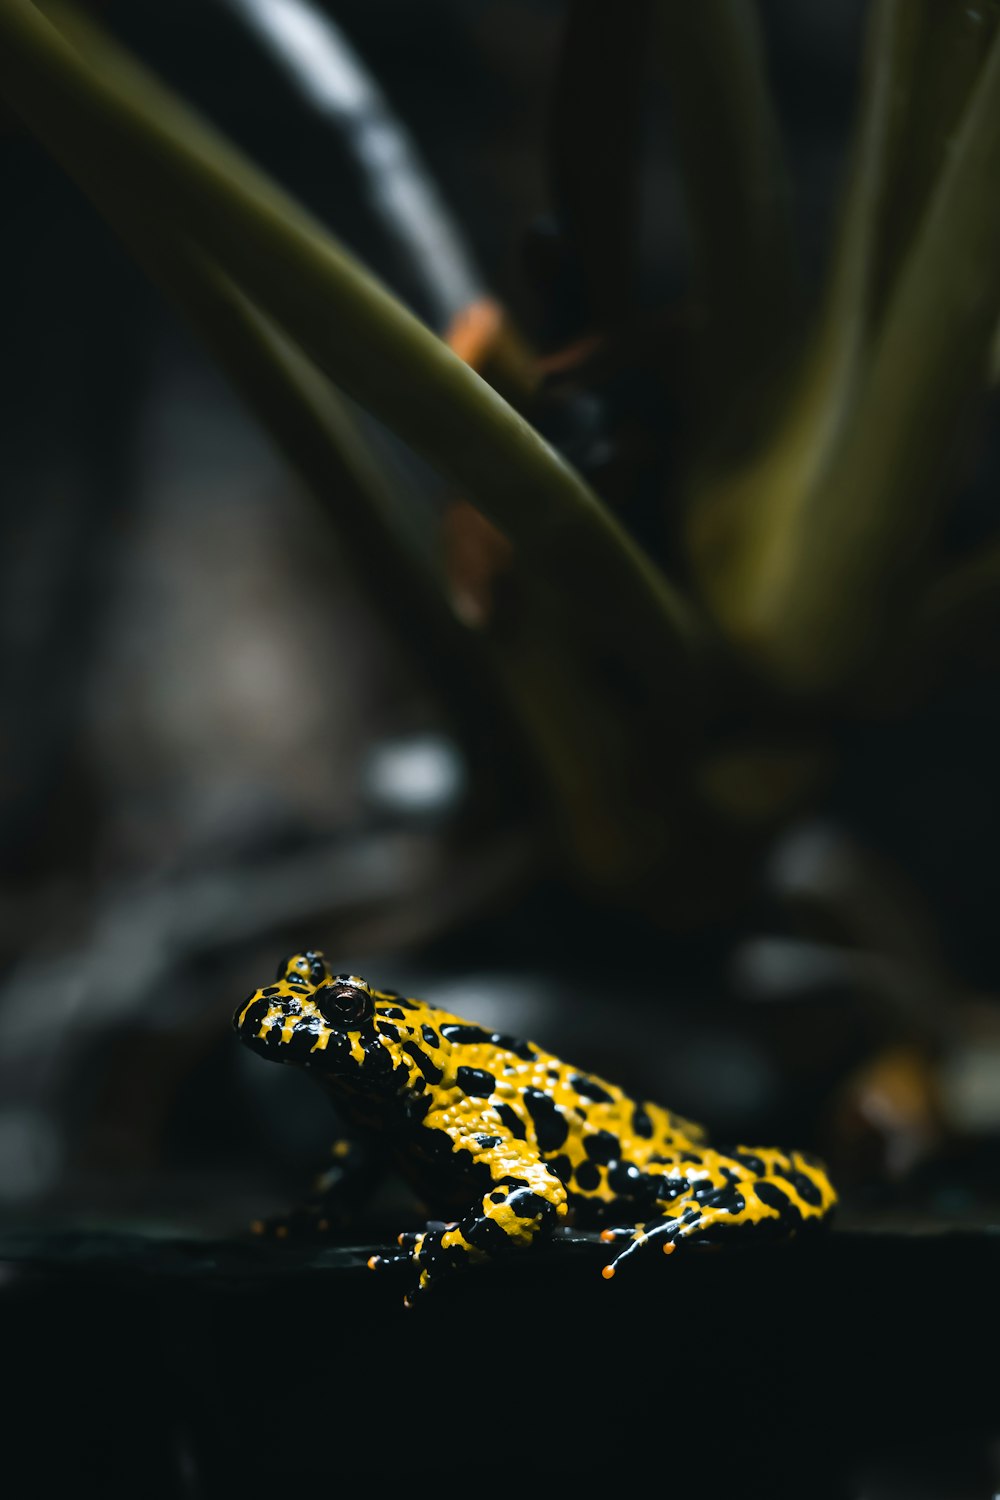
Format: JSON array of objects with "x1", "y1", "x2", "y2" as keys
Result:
[
  {"x1": 233, "y1": 992, "x2": 312, "y2": 1057},
  {"x1": 234, "y1": 988, "x2": 351, "y2": 1072},
  {"x1": 233, "y1": 993, "x2": 268, "y2": 1038}
]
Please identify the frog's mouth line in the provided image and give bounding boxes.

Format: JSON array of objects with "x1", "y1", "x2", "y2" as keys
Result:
[{"x1": 234, "y1": 995, "x2": 316, "y2": 1049}]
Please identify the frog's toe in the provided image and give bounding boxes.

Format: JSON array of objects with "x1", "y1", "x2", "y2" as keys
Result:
[
  {"x1": 250, "y1": 1216, "x2": 286, "y2": 1240},
  {"x1": 248, "y1": 1214, "x2": 298, "y2": 1241},
  {"x1": 249, "y1": 1204, "x2": 337, "y2": 1241},
  {"x1": 601, "y1": 1208, "x2": 699, "y2": 1279},
  {"x1": 394, "y1": 1220, "x2": 456, "y2": 1251},
  {"x1": 365, "y1": 1244, "x2": 421, "y2": 1307},
  {"x1": 366, "y1": 1240, "x2": 418, "y2": 1272},
  {"x1": 366, "y1": 1231, "x2": 451, "y2": 1307}
]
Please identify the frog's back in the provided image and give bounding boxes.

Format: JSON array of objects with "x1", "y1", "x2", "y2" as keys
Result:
[{"x1": 376, "y1": 994, "x2": 710, "y2": 1221}]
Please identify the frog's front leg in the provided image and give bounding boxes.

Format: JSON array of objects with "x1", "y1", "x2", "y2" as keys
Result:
[
  {"x1": 370, "y1": 1132, "x2": 568, "y2": 1306},
  {"x1": 601, "y1": 1148, "x2": 836, "y2": 1278},
  {"x1": 251, "y1": 1135, "x2": 384, "y2": 1240}
]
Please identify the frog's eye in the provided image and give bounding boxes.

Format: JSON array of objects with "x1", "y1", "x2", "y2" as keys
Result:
[
  {"x1": 275, "y1": 950, "x2": 328, "y2": 985},
  {"x1": 314, "y1": 980, "x2": 374, "y2": 1028}
]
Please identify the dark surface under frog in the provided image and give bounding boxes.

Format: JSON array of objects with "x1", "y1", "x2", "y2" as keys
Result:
[{"x1": 4, "y1": 1224, "x2": 999, "y2": 1496}]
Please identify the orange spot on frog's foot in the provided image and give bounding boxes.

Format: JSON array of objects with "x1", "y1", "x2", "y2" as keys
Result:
[
  {"x1": 275, "y1": 1225, "x2": 289, "y2": 1240},
  {"x1": 402, "y1": 1295, "x2": 414, "y2": 1310},
  {"x1": 662, "y1": 1242, "x2": 676, "y2": 1256},
  {"x1": 367, "y1": 1255, "x2": 382, "y2": 1271},
  {"x1": 397, "y1": 1233, "x2": 407, "y2": 1246},
  {"x1": 600, "y1": 1229, "x2": 617, "y2": 1243},
  {"x1": 601, "y1": 1264, "x2": 616, "y2": 1280}
]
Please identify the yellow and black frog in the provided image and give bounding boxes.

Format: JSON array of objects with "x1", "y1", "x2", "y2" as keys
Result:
[{"x1": 234, "y1": 951, "x2": 836, "y2": 1304}]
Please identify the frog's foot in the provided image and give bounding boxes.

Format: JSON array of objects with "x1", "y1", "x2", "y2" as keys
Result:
[
  {"x1": 249, "y1": 1137, "x2": 378, "y2": 1241},
  {"x1": 367, "y1": 1222, "x2": 478, "y2": 1308},
  {"x1": 600, "y1": 1168, "x2": 832, "y2": 1279},
  {"x1": 599, "y1": 1202, "x2": 703, "y2": 1278},
  {"x1": 370, "y1": 1174, "x2": 564, "y2": 1305},
  {"x1": 249, "y1": 1201, "x2": 340, "y2": 1241}
]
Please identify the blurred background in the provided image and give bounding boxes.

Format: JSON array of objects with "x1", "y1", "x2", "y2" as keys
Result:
[{"x1": 1, "y1": 0, "x2": 999, "y2": 1264}]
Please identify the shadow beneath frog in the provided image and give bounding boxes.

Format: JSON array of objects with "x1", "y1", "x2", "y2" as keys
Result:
[{"x1": 2, "y1": 1224, "x2": 999, "y2": 1495}]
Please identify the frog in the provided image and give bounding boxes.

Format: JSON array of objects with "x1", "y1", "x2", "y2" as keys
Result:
[{"x1": 234, "y1": 951, "x2": 837, "y2": 1304}]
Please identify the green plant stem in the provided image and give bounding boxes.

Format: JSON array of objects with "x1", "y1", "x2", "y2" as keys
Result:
[
  {"x1": 95, "y1": 199, "x2": 616, "y2": 851},
  {"x1": 756, "y1": 18, "x2": 1000, "y2": 692},
  {"x1": 688, "y1": 2, "x2": 1000, "y2": 695},
  {"x1": 0, "y1": 0, "x2": 702, "y2": 698},
  {"x1": 813, "y1": 0, "x2": 916, "y2": 434},
  {"x1": 867, "y1": 0, "x2": 1000, "y2": 327},
  {"x1": 684, "y1": 0, "x2": 915, "y2": 642},
  {"x1": 129, "y1": 244, "x2": 472, "y2": 655}
]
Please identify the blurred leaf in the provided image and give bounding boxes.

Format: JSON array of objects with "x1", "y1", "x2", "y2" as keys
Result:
[
  {"x1": 866, "y1": 0, "x2": 1000, "y2": 329},
  {"x1": 655, "y1": 0, "x2": 798, "y2": 403},
  {"x1": 763, "y1": 15, "x2": 1000, "y2": 692},
  {"x1": 688, "y1": 1, "x2": 1000, "y2": 696},
  {"x1": 685, "y1": 0, "x2": 912, "y2": 634}
]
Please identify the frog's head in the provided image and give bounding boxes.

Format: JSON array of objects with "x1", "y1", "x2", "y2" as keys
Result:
[{"x1": 233, "y1": 952, "x2": 387, "y2": 1083}]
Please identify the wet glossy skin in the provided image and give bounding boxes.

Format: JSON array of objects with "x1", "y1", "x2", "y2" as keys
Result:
[{"x1": 234, "y1": 951, "x2": 837, "y2": 1303}]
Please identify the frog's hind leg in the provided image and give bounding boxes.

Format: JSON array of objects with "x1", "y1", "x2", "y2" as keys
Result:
[{"x1": 601, "y1": 1152, "x2": 836, "y2": 1279}]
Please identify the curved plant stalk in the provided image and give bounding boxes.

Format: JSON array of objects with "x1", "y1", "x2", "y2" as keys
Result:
[
  {"x1": 655, "y1": 0, "x2": 797, "y2": 401},
  {"x1": 440, "y1": 295, "x2": 540, "y2": 410},
  {"x1": 0, "y1": 0, "x2": 702, "y2": 700},
  {"x1": 121, "y1": 240, "x2": 475, "y2": 655}
]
